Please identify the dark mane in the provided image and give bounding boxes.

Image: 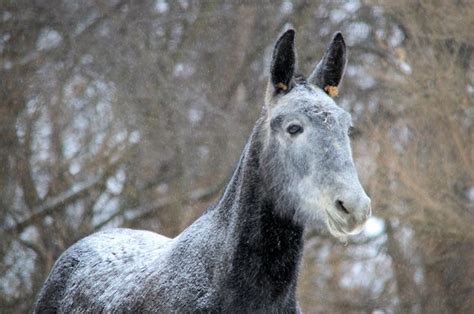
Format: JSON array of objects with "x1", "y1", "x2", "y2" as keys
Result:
[{"x1": 294, "y1": 73, "x2": 307, "y2": 85}]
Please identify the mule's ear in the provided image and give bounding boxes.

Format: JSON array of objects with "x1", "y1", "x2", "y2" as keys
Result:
[
  {"x1": 270, "y1": 29, "x2": 296, "y2": 94},
  {"x1": 308, "y1": 32, "x2": 347, "y2": 97}
]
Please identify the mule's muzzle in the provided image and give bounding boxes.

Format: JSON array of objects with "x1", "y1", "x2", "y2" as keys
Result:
[{"x1": 334, "y1": 194, "x2": 371, "y2": 234}]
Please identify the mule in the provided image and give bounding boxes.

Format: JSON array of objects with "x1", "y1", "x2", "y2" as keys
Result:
[{"x1": 34, "y1": 29, "x2": 371, "y2": 313}]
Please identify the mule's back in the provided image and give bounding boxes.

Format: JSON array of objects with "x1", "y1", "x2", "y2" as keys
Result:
[{"x1": 34, "y1": 228, "x2": 171, "y2": 313}]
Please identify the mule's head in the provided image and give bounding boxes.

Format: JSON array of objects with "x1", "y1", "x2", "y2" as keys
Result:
[{"x1": 261, "y1": 30, "x2": 371, "y2": 239}]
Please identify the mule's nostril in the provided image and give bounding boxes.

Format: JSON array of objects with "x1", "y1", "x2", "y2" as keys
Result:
[{"x1": 336, "y1": 200, "x2": 350, "y2": 215}]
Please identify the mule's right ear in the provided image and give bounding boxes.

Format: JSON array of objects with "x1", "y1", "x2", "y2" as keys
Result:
[{"x1": 270, "y1": 29, "x2": 296, "y2": 94}]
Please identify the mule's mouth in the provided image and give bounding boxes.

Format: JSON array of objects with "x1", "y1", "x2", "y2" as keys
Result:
[{"x1": 325, "y1": 205, "x2": 366, "y2": 239}]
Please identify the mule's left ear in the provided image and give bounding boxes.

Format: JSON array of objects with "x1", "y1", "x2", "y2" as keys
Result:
[
  {"x1": 308, "y1": 32, "x2": 347, "y2": 97},
  {"x1": 270, "y1": 29, "x2": 296, "y2": 94}
]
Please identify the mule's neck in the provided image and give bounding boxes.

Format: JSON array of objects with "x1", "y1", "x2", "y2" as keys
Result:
[{"x1": 214, "y1": 120, "x2": 304, "y2": 308}]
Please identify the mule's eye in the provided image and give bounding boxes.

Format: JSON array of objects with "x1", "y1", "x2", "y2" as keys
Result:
[{"x1": 287, "y1": 124, "x2": 303, "y2": 135}]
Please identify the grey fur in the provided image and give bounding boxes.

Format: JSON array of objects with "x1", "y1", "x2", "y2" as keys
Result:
[{"x1": 34, "y1": 30, "x2": 371, "y2": 313}]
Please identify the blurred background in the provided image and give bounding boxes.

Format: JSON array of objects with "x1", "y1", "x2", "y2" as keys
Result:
[{"x1": 1, "y1": 1, "x2": 473, "y2": 313}]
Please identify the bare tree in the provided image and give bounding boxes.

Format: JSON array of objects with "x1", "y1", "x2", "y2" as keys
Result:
[{"x1": 1, "y1": 1, "x2": 474, "y2": 313}]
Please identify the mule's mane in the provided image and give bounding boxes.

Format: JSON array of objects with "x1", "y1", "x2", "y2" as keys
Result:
[{"x1": 294, "y1": 73, "x2": 307, "y2": 85}]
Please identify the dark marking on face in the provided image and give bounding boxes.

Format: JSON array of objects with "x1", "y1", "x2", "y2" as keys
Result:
[{"x1": 270, "y1": 115, "x2": 284, "y2": 132}]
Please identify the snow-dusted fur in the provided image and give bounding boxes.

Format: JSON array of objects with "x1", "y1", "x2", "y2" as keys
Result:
[{"x1": 34, "y1": 30, "x2": 371, "y2": 313}]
